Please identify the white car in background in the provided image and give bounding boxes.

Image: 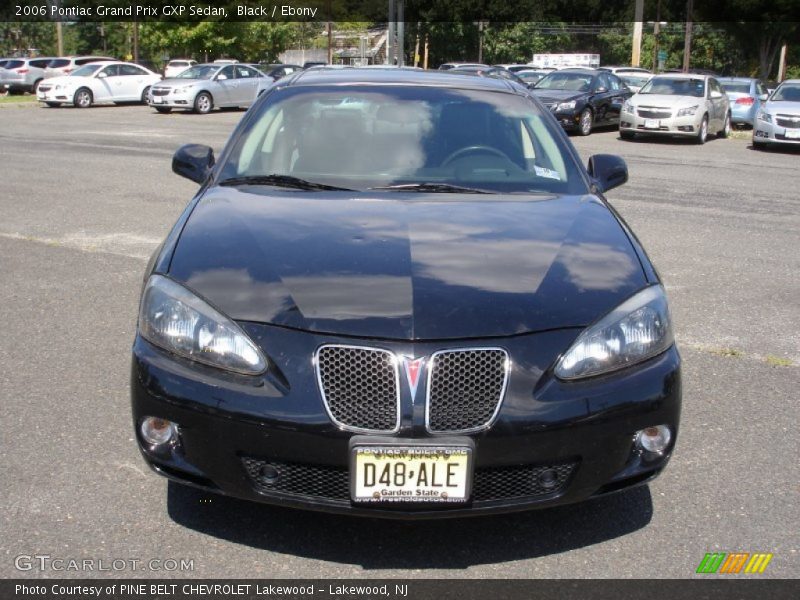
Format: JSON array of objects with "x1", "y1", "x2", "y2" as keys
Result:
[
  {"x1": 620, "y1": 73, "x2": 731, "y2": 144},
  {"x1": 37, "y1": 61, "x2": 162, "y2": 108},
  {"x1": 164, "y1": 59, "x2": 196, "y2": 79},
  {"x1": 753, "y1": 79, "x2": 800, "y2": 149}
]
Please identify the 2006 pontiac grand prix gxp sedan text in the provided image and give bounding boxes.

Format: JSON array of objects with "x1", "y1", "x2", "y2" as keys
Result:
[{"x1": 131, "y1": 68, "x2": 681, "y2": 518}]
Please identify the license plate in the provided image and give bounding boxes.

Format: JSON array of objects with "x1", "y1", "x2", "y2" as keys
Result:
[
  {"x1": 785, "y1": 129, "x2": 800, "y2": 139},
  {"x1": 644, "y1": 118, "x2": 660, "y2": 129},
  {"x1": 152, "y1": 97, "x2": 165, "y2": 104},
  {"x1": 351, "y1": 444, "x2": 472, "y2": 503}
]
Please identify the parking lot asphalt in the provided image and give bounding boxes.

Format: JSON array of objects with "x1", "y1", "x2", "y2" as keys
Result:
[{"x1": 1, "y1": 105, "x2": 798, "y2": 579}]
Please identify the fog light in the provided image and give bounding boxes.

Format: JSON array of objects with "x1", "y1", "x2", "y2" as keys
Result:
[
  {"x1": 636, "y1": 425, "x2": 671, "y2": 454},
  {"x1": 140, "y1": 417, "x2": 178, "y2": 446}
]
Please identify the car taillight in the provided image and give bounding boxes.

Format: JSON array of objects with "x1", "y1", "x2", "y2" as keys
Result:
[
  {"x1": 736, "y1": 97, "x2": 755, "y2": 105},
  {"x1": 16, "y1": 68, "x2": 29, "y2": 74},
  {"x1": 63, "y1": 68, "x2": 73, "y2": 73}
]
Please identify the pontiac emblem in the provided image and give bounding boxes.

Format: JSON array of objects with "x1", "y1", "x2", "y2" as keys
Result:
[{"x1": 401, "y1": 356, "x2": 426, "y2": 401}]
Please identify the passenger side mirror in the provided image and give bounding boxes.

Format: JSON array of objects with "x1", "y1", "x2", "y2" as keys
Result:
[
  {"x1": 758, "y1": 93, "x2": 768, "y2": 101},
  {"x1": 587, "y1": 154, "x2": 628, "y2": 193},
  {"x1": 172, "y1": 144, "x2": 215, "y2": 184},
  {"x1": 97, "y1": 72, "x2": 107, "y2": 79},
  {"x1": 710, "y1": 90, "x2": 723, "y2": 99},
  {"x1": 216, "y1": 74, "x2": 228, "y2": 81}
]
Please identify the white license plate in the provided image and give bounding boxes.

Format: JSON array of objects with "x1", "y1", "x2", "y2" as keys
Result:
[
  {"x1": 644, "y1": 118, "x2": 660, "y2": 129},
  {"x1": 785, "y1": 129, "x2": 800, "y2": 139},
  {"x1": 352, "y1": 445, "x2": 472, "y2": 503},
  {"x1": 152, "y1": 97, "x2": 165, "y2": 104}
]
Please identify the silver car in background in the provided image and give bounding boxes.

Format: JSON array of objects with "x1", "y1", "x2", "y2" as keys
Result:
[
  {"x1": 753, "y1": 79, "x2": 800, "y2": 149},
  {"x1": 620, "y1": 74, "x2": 731, "y2": 144},
  {"x1": 0, "y1": 56, "x2": 57, "y2": 93},
  {"x1": 148, "y1": 63, "x2": 270, "y2": 114},
  {"x1": 43, "y1": 56, "x2": 115, "y2": 79}
]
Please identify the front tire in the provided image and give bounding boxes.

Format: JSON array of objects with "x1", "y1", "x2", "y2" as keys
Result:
[
  {"x1": 620, "y1": 129, "x2": 635, "y2": 140},
  {"x1": 193, "y1": 92, "x2": 212, "y2": 114},
  {"x1": 695, "y1": 115, "x2": 708, "y2": 144},
  {"x1": 74, "y1": 88, "x2": 92, "y2": 108},
  {"x1": 718, "y1": 112, "x2": 731, "y2": 138},
  {"x1": 45, "y1": 102, "x2": 61, "y2": 108},
  {"x1": 141, "y1": 86, "x2": 151, "y2": 104},
  {"x1": 32, "y1": 79, "x2": 43, "y2": 94},
  {"x1": 578, "y1": 108, "x2": 593, "y2": 136}
]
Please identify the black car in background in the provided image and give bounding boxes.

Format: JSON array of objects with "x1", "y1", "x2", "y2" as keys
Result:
[
  {"x1": 530, "y1": 68, "x2": 633, "y2": 135},
  {"x1": 132, "y1": 68, "x2": 680, "y2": 518},
  {"x1": 258, "y1": 63, "x2": 303, "y2": 81}
]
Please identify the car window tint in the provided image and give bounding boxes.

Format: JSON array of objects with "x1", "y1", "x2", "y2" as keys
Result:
[
  {"x1": 608, "y1": 74, "x2": 622, "y2": 91},
  {"x1": 236, "y1": 66, "x2": 255, "y2": 78},
  {"x1": 47, "y1": 58, "x2": 70, "y2": 68},
  {"x1": 30, "y1": 59, "x2": 51, "y2": 68},
  {"x1": 4, "y1": 60, "x2": 24, "y2": 69},
  {"x1": 120, "y1": 64, "x2": 146, "y2": 76},
  {"x1": 219, "y1": 65, "x2": 236, "y2": 80},
  {"x1": 101, "y1": 64, "x2": 120, "y2": 77}
]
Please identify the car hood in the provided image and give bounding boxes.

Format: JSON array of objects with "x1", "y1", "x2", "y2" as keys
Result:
[
  {"x1": 166, "y1": 189, "x2": 647, "y2": 340},
  {"x1": 158, "y1": 77, "x2": 204, "y2": 87},
  {"x1": 42, "y1": 75, "x2": 83, "y2": 86},
  {"x1": 529, "y1": 89, "x2": 586, "y2": 103},
  {"x1": 762, "y1": 100, "x2": 800, "y2": 114},
  {"x1": 631, "y1": 93, "x2": 704, "y2": 108}
]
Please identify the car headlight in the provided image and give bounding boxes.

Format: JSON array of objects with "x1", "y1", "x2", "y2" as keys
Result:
[
  {"x1": 173, "y1": 86, "x2": 193, "y2": 94},
  {"x1": 557, "y1": 100, "x2": 577, "y2": 111},
  {"x1": 555, "y1": 285, "x2": 673, "y2": 380},
  {"x1": 757, "y1": 110, "x2": 772, "y2": 123},
  {"x1": 677, "y1": 105, "x2": 698, "y2": 117},
  {"x1": 622, "y1": 101, "x2": 634, "y2": 114},
  {"x1": 138, "y1": 275, "x2": 268, "y2": 375}
]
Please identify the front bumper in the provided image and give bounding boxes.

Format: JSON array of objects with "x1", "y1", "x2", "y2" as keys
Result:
[
  {"x1": 753, "y1": 117, "x2": 800, "y2": 145},
  {"x1": 2, "y1": 80, "x2": 30, "y2": 93},
  {"x1": 620, "y1": 110, "x2": 702, "y2": 136},
  {"x1": 37, "y1": 87, "x2": 74, "y2": 103},
  {"x1": 148, "y1": 90, "x2": 195, "y2": 109},
  {"x1": 131, "y1": 324, "x2": 681, "y2": 518}
]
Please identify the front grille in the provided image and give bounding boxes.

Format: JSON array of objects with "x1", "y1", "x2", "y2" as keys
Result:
[
  {"x1": 38, "y1": 84, "x2": 51, "y2": 92},
  {"x1": 151, "y1": 88, "x2": 170, "y2": 96},
  {"x1": 315, "y1": 345, "x2": 400, "y2": 432},
  {"x1": 637, "y1": 108, "x2": 672, "y2": 119},
  {"x1": 242, "y1": 457, "x2": 577, "y2": 505},
  {"x1": 426, "y1": 348, "x2": 509, "y2": 433},
  {"x1": 776, "y1": 115, "x2": 800, "y2": 128}
]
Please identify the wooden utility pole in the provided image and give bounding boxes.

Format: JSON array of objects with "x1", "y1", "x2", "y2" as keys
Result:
[
  {"x1": 327, "y1": 0, "x2": 332, "y2": 64},
  {"x1": 652, "y1": 0, "x2": 662, "y2": 72},
  {"x1": 133, "y1": 19, "x2": 139, "y2": 63},
  {"x1": 56, "y1": 22, "x2": 64, "y2": 56},
  {"x1": 423, "y1": 35, "x2": 429, "y2": 70},
  {"x1": 631, "y1": 0, "x2": 644, "y2": 67},
  {"x1": 397, "y1": 1, "x2": 404, "y2": 66},
  {"x1": 777, "y1": 42, "x2": 788, "y2": 81},
  {"x1": 682, "y1": 0, "x2": 693, "y2": 73},
  {"x1": 413, "y1": 31, "x2": 420, "y2": 68}
]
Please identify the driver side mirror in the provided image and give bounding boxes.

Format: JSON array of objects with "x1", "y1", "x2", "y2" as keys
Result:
[
  {"x1": 758, "y1": 93, "x2": 768, "y2": 101},
  {"x1": 594, "y1": 86, "x2": 607, "y2": 93},
  {"x1": 97, "y1": 72, "x2": 107, "y2": 79},
  {"x1": 587, "y1": 154, "x2": 628, "y2": 193},
  {"x1": 710, "y1": 90, "x2": 723, "y2": 99},
  {"x1": 216, "y1": 74, "x2": 228, "y2": 81},
  {"x1": 172, "y1": 144, "x2": 215, "y2": 184}
]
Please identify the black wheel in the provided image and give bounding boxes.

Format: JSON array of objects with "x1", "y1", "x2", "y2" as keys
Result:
[
  {"x1": 718, "y1": 112, "x2": 731, "y2": 138},
  {"x1": 193, "y1": 92, "x2": 212, "y2": 114},
  {"x1": 32, "y1": 79, "x2": 43, "y2": 93},
  {"x1": 620, "y1": 129, "x2": 635, "y2": 140},
  {"x1": 695, "y1": 115, "x2": 708, "y2": 144},
  {"x1": 45, "y1": 101, "x2": 61, "y2": 108},
  {"x1": 141, "y1": 86, "x2": 151, "y2": 104},
  {"x1": 154, "y1": 106, "x2": 172, "y2": 114},
  {"x1": 74, "y1": 87, "x2": 92, "y2": 108},
  {"x1": 577, "y1": 108, "x2": 593, "y2": 136}
]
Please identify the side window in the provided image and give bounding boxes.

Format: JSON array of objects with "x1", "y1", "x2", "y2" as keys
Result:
[
  {"x1": 30, "y1": 59, "x2": 50, "y2": 69},
  {"x1": 119, "y1": 65, "x2": 146, "y2": 76},
  {"x1": 757, "y1": 82, "x2": 767, "y2": 96},
  {"x1": 608, "y1": 74, "x2": 622, "y2": 91},
  {"x1": 76, "y1": 58, "x2": 95, "y2": 66},
  {"x1": 596, "y1": 73, "x2": 611, "y2": 91},
  {"x1": 101, "y1": 65, "x2": 119, "y2": 77},
  {"x1": 711, "y1": 79, "x2": 723, "y2": 96},
  {"x1": 218, "y1": 65, "x2": 236, "y2": 80},
  {"x1": 236, "y1": 66, "x2": 255, "y2": 79}
]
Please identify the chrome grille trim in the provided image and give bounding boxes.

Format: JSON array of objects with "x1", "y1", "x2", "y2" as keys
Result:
[
  {"x1": 425, "y1": 347, "x2": 510, "y2": 434},
  {"x1": 314, "y1": 344, "x2": 401, "y2": 434}
]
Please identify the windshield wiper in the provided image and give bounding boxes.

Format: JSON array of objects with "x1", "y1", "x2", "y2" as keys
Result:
[
  {"x1": 218, "y1": 175, "x2": 354, "y2": 191},
  {"x1": 369, "y1": 182, "x2": 491, "y2": 194}
]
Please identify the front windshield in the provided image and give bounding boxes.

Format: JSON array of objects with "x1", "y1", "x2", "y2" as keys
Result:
[
  {"x1": 71, "y1": 64, "x2": 103, "y2": 77},
  {"x1": 639, "y1": 77, "x2": 705, "y2": 97},
  {"x1": 534, "y1": 72, "x2": 593, "y2": 92},
  {"x1": 176, "y1": 65, "x2": 218, "y2": 79},
  {"x1": 770, "y1": 83, "x2": 800, "y2": 102},
  {"x1": 221, "y1": 85, "x2": 587, "y2": 195}
]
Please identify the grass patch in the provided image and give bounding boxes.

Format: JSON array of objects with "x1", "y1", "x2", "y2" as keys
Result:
[
  {"x1": 710, "y1": 347, "x2": 744, "y2": 358},
  {"x1": 0, "y1": 94, "x2": 37, "y2": 105},
  {"x1": 765, "y1": 355, "x2": 792, "y2": 367},
  {"x1": 728, "y1": 128, "x2": 752, "y2": 140}
]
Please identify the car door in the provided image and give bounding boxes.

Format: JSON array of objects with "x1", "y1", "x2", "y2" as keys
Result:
[
  {"x1": 605, "y1": 73, "x2": 630, "y2": 123},
  {"x1": 590, "y1": 73, "x2": 614, "y2": 123},
  {"x1": 94, "y1": 64, "x2": 119, "y2": 101},
  {"x1": 234, "y1": 65, "x2": 260, "y2": 105},
  {"x1": 119, "y1": 64, "x2": 153, "y2": 100},
  {"x1": 708, "y1": 78, "x2": 726, "y2": 128},
  {"x1": 212, "y1": 65, "x2": 237, "y2": 106}
]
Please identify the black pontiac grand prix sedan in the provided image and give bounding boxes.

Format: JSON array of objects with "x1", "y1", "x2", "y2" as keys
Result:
[{"x1": 132, "y1": 68, "x2": 681, "y2": 518}]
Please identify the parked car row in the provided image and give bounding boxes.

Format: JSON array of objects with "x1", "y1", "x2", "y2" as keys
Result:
[{"x1": 0, "y1": 55, "x2": 116, "y2": 94}]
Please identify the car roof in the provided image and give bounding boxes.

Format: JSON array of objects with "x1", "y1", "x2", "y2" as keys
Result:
[
  {"x1": 719, "y1": 77, "x2": 757, "y2": 82},
  {"x1": 651, "y1": 73, "x2": 711, "y2": 80},
  {"x1": 544, "y1": 68, "x2": 598, "y2": 75},
  {"x1": 283, "y1": 67, "x2": 521, "y2": 93}
]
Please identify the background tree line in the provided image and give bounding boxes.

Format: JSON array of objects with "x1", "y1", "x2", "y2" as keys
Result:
[{"x1": 1, "y1": 19, "x2": 797, "y2": 80}]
